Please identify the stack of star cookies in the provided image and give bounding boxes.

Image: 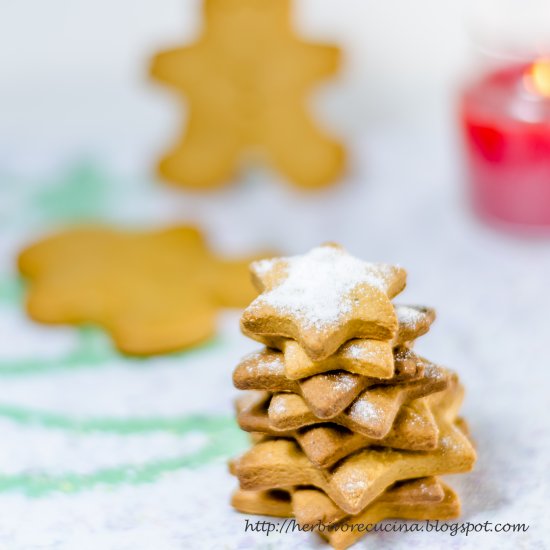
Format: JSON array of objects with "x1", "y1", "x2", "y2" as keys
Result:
[{"x1": 230, "y1": 244, "x2": 476, "y2": 549}]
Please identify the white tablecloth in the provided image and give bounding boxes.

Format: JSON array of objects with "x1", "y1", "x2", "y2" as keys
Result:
[{"x1": 0, "y1": 109, "x2": 548, "y2": 549}]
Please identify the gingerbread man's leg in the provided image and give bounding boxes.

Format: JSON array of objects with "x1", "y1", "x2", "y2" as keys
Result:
[
  {"x1": 262, "y1": 42, "x2": 344, "y2": 188},
  {"x1": 264, "y1": 102, "x2": 345, "y2": 189},
  {"x1": 158, "y1": 101, "x2": 242, "y2": 190},
  {"x1": 152, "y1": 48, "x2": 242, "y2": 189}
]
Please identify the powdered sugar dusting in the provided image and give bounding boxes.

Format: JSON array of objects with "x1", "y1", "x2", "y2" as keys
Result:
[
  {"x1": 341, "y1": 474, "x2": 368, "y2": 497},
  {"x1": 439, "y1": 433, "x2": 462, "y2": 454},
  {"x1": 252, "y1": 258, "x2": 276, "y2": 279},
  {"x1": 417, "y1": 480, "x2": 435, "y2": 496},
  {"x1": 343, "y1": 342, "x2": 386, "y2": 362},
  {"x1": 244, "y1": 351, "x2": 284, "y2": 375},
  {"x1": 348, "y1": 399, "x2": 384, "y2": 424},
  {"x1": 269, "y1": 396, "x2": 288, "y2": 417},
  {"x1": 343, "y1": 341, "x2": 365, "y2": 359},
  {"x1": 404, "y1": 408, "x2": 424, "y2": 428},
  {"x1": 396, "y1": 306, "x2": 423, "y2": 329},
  {"x1": 258, "y1": 356, "x2": 284, "y2": 374},
  {"x1": 252, "y1": 246, "x2": 399, "y2": 330},
  {"x1": 330, "y1": 374, "x2": 357, "y2": 393},
  {"x1": 424, "y1": 364, "x2": 444, "y2": 382}
]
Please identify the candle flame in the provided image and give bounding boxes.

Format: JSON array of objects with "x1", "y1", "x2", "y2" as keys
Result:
[{"x1": 525, "y1": 58, "x2": 550, "y2": 98}]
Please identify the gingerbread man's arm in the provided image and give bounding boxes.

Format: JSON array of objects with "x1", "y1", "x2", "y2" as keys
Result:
[
  {"x1": 292, "y1": 41, "x2": 341, "y2": 82},
  {"x1": 150, "y1": 45, "x2": 204, "y2": 88}
]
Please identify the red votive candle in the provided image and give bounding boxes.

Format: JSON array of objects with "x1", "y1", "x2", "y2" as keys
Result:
[{"x1": 461, "y1": 59, "x2": 550, "y2": 230}]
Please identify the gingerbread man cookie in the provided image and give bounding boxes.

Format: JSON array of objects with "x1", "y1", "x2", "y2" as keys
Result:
[
  {"x1": 151, "y1": 0, "x2": 345, "y2": 190},
  {"x1": 18, "y1": 225, "x2": 267, "y2": 355}
]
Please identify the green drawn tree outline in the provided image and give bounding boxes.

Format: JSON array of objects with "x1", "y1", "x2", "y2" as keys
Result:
[{"x1": 0, "y1": 276, "x2": 242, "y2": 496}]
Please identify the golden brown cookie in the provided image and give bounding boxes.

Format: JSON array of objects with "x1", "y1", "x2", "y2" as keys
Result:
[
  {"x1": 292, "y1": 477, "x2": 447, "y2": 529},
  {"x1": 318, "y1": 483, "x2": 460, "y2": 550},
  {"x1": 266, "y1": 364, "x2": 448, "y2": 438},
  {"x1": 241, "y1": 244, "x2": 407, "y2": 360},
  {"x1": 296, "y1": 348, "x2": 425, "y2": 418},
  {"x1": 233, "y1": 347, "x2": 425, "y2": 419},
  {"x1": 231, "y1": 480, "x2": 460, "y2": 550},
  {"x1": 18, "y1": 225, "x2": 267, "y2": 355},
  {"x1": 242, "y1": 304, "x2": 435, "y2": 380},
  {"x1": 151, "y1": 0, "x2": 345, "y2": 190},
  {"x1": 232, "y1": 384, "x2": 475, "y2": 515},
  {"x1": 293, "y1": 402, "x2": 437, "y2": 468},
  {"x1": 237, "y1": 392, "x2": 440, "y2": 466},
  {"x1": 231, "y1": 476, "x2": 444, "y2": 519},
  {"x1": 280, "y1": 305, "x2": 435, "y2": 379},
  {"x1": 231, "y1": 247, "x2": 475, "y2": 550},
  {"x1": 233, "y1": 419, "x2": 472, "y2": 516}
]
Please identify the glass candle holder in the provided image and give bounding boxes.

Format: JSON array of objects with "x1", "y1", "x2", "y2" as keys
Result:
[{"x1": 460, "y1": 0, "x2": 550, "y2": 231}]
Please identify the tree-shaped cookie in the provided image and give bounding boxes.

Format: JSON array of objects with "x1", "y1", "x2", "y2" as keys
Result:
[
  {"x1": 231, "y1": 246, "x2": 476, "y2": 549},
  {"x1": 151, "y1": 0, "x2": 345, "y2": 190},
  {"x1": 18, "y1": 226, "x2": 266, "y2": 355}
]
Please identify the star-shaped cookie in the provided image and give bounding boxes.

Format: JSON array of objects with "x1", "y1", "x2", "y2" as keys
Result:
[
  {"x1": 241, "y1": 244, "x2": 407, "y2": 360},
  {"x1": 18, "y1": 226, "x2": 267, "y2": 355},
  {"x1": 232, "y1": 478, "x2": 460, "y2": 550},
  {"x1": 237, "y1": 392, "x2": 440, "y2": 467},
  {"x1": 265, "y1": 364, "x2": 448, "y2": 438},
  {"x1": 232, "y1": 383, "x2": 475, "y2": 515},
  {"x1": 233, "y1": 346, "x2": 425, "y2": 419},
  {"x1": 241, "y1": 304, "x2": 435, "y2": 381},
  {"x1": 233, "y1": 419, "x2": 473, "y2": 516}
]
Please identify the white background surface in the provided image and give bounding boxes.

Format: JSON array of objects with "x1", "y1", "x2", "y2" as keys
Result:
[
  {"x1": 0, "y1": 0, "x2": 472, "y2": 173},
  {"x1": 0, "y1": 1, "x2": 549, "y2": 548}
]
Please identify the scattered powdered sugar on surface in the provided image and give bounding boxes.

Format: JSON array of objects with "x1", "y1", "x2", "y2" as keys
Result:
[
  {"x1": 3, "y1": 133, "x2": 550, "y2": 550},
  {"x1": 253, "y1": 246, "x2": 397, "y2": 330},
  {"x1": 348, "y1": 399, "x2": 384, "y2": 424}
]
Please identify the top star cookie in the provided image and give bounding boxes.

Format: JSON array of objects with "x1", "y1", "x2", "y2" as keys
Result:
[{"x1": 241, "y1": 244, "x2": 406, "y2": 360}]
